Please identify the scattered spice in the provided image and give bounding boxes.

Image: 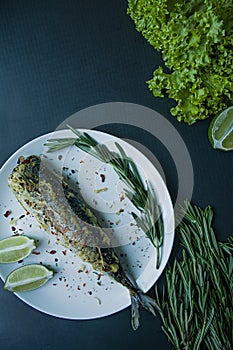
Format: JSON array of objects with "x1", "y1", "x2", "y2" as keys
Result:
[
  {"x1": 62, "y1": 249, "x2": 67, "y2": 256},
  {"x1": 97, "y1": 273, "x2": 103, "y2": 281},
  {"x1": 78, "y1": 265, "x2": 86, "y2": 273},
  {"x1": 47, "y1": 250, "x2": 57, "y2": 255},
  {"x1": 100, "y1": 174, "x2": 105, "y2": 182},
  {"x1": 120, "y1": 193, "x2": 126, "y2": 202},
  {"x1": 58, "y1": 155, "x2": 62, "y2": 160},
  {"x1": 32, "y1": 251, "x2": 41, "y2": 255},
  {"x1": 94, "y1": 297, "x2": 101, "y2": 305},
  {"x1": 116, "y1": 208, "x2": 124, "y2": 215},
  {"x1": 11, "y1": 226, "x2": 16, "y2": 232},
  {"x1": 4, "y1": 210, "x2": 11, "y2": 218},
  {"x1": 94, "y1": 187, "x2": 108, "y2": 193}
]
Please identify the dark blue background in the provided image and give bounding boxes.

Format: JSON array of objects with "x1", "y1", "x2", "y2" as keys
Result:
[{"x1": 0, "y1": 1, "x2": 232, "y2": 349}]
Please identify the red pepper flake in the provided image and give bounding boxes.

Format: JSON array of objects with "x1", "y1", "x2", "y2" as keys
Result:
[
  {"x1": 120, "y1": 193, "x2": 126, "y2": 202},
  {"x1": 26, "y1": 211, "x2": 30, "y2": 215},
  {"x1": 100, "y1": 174, "x2": 105, "y2": 182},
  {"x1": 22, "y1": 159, "x2": 30, "y2": 164},
  {"x1": 4, "y1": 210, "x2": 11, "y2": 218},
  {"x1": 46, "y1": 250, "x2": 57, "y2": 255},
  {"x1": 11, "y1": 226, "x2": 16, "y2": 232},
  {"x1": 97, "y1": 273, "x2": 103, "y2": 281},
  {"x1": 77, "y1": 286, "x2": 81, "y2": 290},
  {"x1": 62, "y1": 249, "x2": 67, "y2": 256},
  {"x1": 82, "y1": 283, "x2": 86, "y2": 287},
  {"x1": 32, "y1": 251, "x2": 41, "y2": 255}
]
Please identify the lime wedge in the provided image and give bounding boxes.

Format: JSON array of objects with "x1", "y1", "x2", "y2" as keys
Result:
[
  {"x1": 208, "y1": 106, "x2": 233, "y2": 151},
  {"x1": 0, "y1": 236, "x2": 36, "y2": 263},
  {"x1": 4, "y1": 264, "x2": 53, "y2": 292}
]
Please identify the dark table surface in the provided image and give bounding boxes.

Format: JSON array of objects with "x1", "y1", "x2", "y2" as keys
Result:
[{"x1": 0, "y1": 1, "x2": 232, "y2": 349}]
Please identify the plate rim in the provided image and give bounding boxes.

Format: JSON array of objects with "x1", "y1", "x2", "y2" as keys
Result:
[{"x1": 0, "y1": 128, "x2": 175, "y2": 320}]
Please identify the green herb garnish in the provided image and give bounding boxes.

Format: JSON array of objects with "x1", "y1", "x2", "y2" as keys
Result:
[
  {"x1": 127, "y1": 0, "x2": 233, "y2": 124},
  {"x1": 155, "y1": 202, "x2": 233, "y2": 349},
  {"x1": 45, "y1": 125, "x2": 164, "y2": 268}
]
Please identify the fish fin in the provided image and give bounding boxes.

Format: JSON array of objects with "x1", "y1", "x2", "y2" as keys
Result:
[
  {"x1": 138, "y1": 292, "x2": 161, "y2": 316},
  {"x1": 130, "y1": 292, "x2": 161, "y2": 330},
  {"x1": 131, "y1": 295, "x2": 140, "y2": 331}
]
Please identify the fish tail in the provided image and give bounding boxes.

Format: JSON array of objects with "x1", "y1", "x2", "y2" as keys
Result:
[{"x1": 130, "y1": 292, "x2": 161, "y2": 331}]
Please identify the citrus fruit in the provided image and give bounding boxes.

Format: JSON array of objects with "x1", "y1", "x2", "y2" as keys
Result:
[
  {"x1": 4, "y1": 264, "x2": 53, "y2": 292},
  {"x1": 0, "y1": 236, "x2": 36, "y2": 263},
  {"x1": 208, "y1": 106, "x2": 233, "y2": 151}
]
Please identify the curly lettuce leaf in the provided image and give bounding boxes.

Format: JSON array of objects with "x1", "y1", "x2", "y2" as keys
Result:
[{"x1": 128, "y1": 0, "x2": 233, "y2": 124}]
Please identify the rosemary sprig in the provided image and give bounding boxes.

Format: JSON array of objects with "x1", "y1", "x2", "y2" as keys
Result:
[
  {"x1": 44, "y1": 125, "x2": 164, "y2": 268},
  {"x1": 155, "y1": 202, "x2": 233, "y2": 349}
]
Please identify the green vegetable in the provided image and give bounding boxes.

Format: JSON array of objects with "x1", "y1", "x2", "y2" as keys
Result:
[
  {"x1": 128, "y1": 0, "x2": 233, "y2": 124},
  {"x1": 155, "y1": 202, "x2": 233, "y2": 349}
]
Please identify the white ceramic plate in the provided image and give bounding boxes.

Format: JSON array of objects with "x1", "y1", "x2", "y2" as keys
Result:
[{"x1": 0, "y1": 129, "x2": 174, "y2": 319}]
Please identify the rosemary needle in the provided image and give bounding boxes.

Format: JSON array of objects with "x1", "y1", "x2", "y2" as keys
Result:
[{"x1": 44, "y1": 125, "x2": 165, "y2": 268}]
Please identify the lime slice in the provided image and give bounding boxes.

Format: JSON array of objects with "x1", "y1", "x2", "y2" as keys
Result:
[
  {"x1": 0, "y1": 236, "x2": 36, "y2": 263},
  {"x1": 208, "y1": 106, "x2": 233, "y2": 151},
  {"x1": 4, "y1": 264, "x2": 53, "y2": 292}
]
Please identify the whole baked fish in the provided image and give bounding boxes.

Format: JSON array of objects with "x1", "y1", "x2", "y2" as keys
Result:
[{"x1": 8, "y1": 155, "x2": 159, "y2": 329}]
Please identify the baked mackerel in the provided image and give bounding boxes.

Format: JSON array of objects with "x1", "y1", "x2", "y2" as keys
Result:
[{"x1": 8, "y1": 155, "x2": 159, "y2": 329}]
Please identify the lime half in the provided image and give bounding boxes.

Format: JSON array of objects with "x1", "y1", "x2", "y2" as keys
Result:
[
  {"x1": 208, "y1": 106, "x2": 233, "y2": 151},
  {"x1": 0, "y1": 236, "x2": 36, "y2": 263},
  {"x1": 4, "y1": 264, "x2": 53, "y2": 292}
]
